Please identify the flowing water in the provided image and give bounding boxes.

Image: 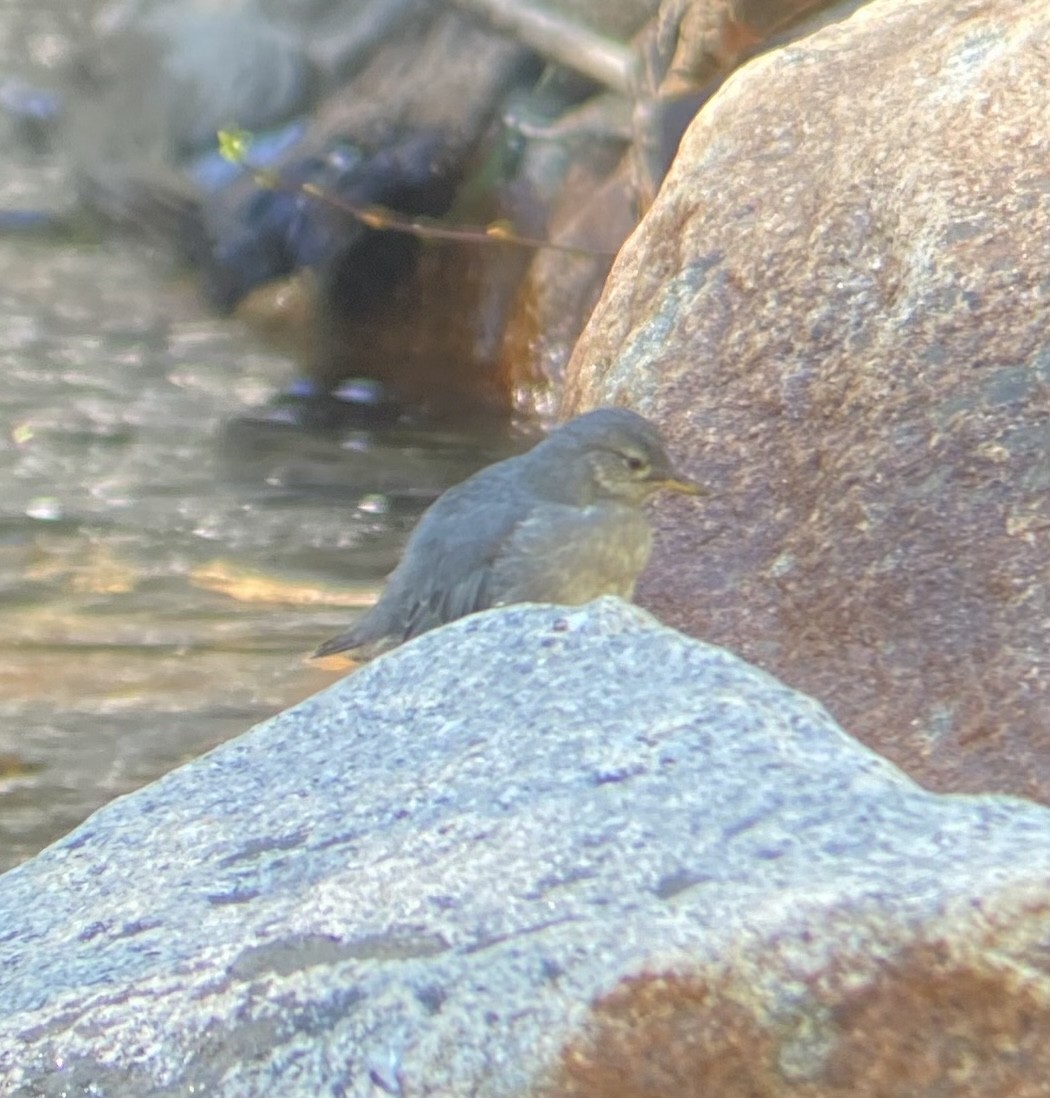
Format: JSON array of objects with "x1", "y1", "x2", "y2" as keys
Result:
[
  {"x1": 0, "y1": 230, "x2": 533, "y2": 873},
  {"x1": 0, "y1": 230, "x2": 531, "y2": 874},
  {"x1": 0, "y1": 3, "x2": 533, "y2": 871}
]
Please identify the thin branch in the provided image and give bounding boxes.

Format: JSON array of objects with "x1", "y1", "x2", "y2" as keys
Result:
[
  {"x1": 450, "y1": 0, "x2": 637, "y2": 95},
  {"x1": 251, "y1": 170, "x2": 617, "y2": 258}
]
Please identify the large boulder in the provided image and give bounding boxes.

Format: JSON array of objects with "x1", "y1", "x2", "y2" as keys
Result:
[
  {"x1": 563, "y1": 0, "x2": 1050, "y2": 800},
  {"x1": 2, "y1": 599, "x2": 1050, "y2": 1096}
]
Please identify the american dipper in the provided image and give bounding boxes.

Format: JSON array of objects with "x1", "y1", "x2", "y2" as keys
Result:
[{"x1": 314, "y1": 407, "x2": 701, "y2": 660}]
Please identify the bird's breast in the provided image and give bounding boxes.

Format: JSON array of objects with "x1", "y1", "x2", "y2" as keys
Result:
[{"x1": 493, "y1": 502, "x2": 654, "y2": 606}]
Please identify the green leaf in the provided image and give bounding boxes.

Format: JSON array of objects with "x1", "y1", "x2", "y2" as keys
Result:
[{"x1": 217, "y1": 127, "x2": 253, "y2": 165}]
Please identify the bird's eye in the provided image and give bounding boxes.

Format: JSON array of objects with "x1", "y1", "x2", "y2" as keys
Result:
[{"x1": 624, "y1": 454, "x2": 647, "y2": 473}]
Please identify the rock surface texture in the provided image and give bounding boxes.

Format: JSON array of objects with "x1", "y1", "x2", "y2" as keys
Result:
[
  {"x1": 2, "y1": 600, "x2": 1050, "y2": 1096},
  {"x1": 564, "y1": 0, "x2": 1050, "y2": 800}
]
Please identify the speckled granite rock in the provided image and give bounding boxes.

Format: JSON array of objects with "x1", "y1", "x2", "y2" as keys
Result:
[
  {"x1": 2, "y1": 600, "x2": 1050, "y2": 1096},
  {"x1": 563, "y1": 0, "x2": 1050, "y2": 801}
]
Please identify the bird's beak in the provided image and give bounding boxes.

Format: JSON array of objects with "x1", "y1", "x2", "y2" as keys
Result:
[{"x1": 656, "y1": 473, "x2": 706, "y2": 496}]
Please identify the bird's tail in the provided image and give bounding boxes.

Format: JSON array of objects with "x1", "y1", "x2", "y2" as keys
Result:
[
  {"x1": 312, "y1": 628, "x2": 365, "y2": 659},
  {"x1": 312, "y1": 602, "x2": 400, "y2": 660}
]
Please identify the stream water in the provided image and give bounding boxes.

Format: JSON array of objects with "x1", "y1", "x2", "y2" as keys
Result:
[
  {"x1": 0, "y1": 1, "x2": 531, "y2": 871},
  {"x1": 0, "y1": 227, "x2": 530, "y2": 873}
]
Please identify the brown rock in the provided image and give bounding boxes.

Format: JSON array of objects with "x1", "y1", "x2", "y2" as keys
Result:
[
  {"x1": 556, "y1": 889, "x2": 1050, "y2": 1097},
  {"x1": 641, "y1": 0, "x2": 845, "y2": 95},
  {"x1": 497, "y1": 149, "x2": 634, "y2": 414},
  {"x1": 295, "y1": 9, "x2": 530, "y2": 413},
  {"x1": 563, "y1": 0, "x2": 1050, "y2": 800},
  {"x1": 504, "y1": 0, "x2": 874, "y2": 413}
]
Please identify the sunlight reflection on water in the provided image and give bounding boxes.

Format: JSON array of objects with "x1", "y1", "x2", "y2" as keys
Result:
[
  {"x1": 0, "y1": 232, "x2": 523, "y2": 873},
  {"x1": 0, "y1": 0, "x2": 541, "y2": 872}
]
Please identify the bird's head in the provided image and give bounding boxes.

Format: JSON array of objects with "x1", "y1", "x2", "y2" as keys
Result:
[{"x1": 535, "y1": 408, "x2": 704, "y2": 506}]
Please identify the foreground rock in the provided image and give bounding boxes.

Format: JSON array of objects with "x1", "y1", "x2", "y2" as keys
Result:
[
  {"x1": 2, "y1": 600, "x2": 1050, "y2": 1096},
  {"x1": 564, "y1": 0, "x2": 1050, "y2": 801}
]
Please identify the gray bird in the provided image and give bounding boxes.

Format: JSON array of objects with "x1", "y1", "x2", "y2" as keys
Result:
[{"x1": 314, "y1": 407, "x2": 701, "y2": 660}]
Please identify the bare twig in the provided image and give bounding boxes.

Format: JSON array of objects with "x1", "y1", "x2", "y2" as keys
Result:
[
  {"x1": 241, "y1": 169, "x2": 617, "y2": 258},
  {"x1": 450, "y1": 0, "x2": 638, "y2": 94}
]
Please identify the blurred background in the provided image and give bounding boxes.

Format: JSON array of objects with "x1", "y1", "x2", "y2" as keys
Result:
[{"x1": 0, "y1": 0, "x2": 554, "y2": 872}]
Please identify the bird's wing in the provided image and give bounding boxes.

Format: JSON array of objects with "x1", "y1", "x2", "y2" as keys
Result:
[
  {"x1": 399, "y1": 548, "x2": 496, "y2": 639},
  {"x1": 315, "y1": 462, "x2": 535, "y2": 657},
  {"x1": 391, "y1": 466, "x2": 536, "y2": 640}
]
